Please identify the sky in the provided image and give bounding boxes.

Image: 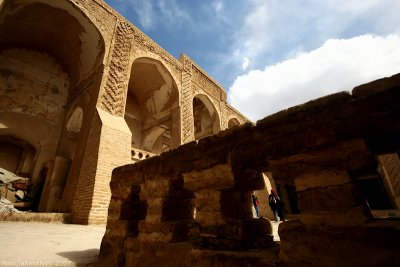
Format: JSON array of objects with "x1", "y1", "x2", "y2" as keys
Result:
[{"x1": 104, "y1": 0, "x2": 400, "y2": 121}]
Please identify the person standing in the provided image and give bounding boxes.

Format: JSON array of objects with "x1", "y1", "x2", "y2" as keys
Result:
[
  {"x1": 268, "y1": 189, "x2": 280, "y2": 222},
  {"x1": 252, "y1": 192, "x2": 260, "y2": 218}
]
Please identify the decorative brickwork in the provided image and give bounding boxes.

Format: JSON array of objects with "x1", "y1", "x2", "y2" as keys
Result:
[
  {"x1": 220, "y1": 102, "x2": 228, "y2": 129},
  {"x1": 99, "y1": 21, "x2": 134, "y2": 116},
  {"x1": 180, "y1": 56, "x2": 194, "y2": 144},
  {"x1": 192, "y1": 65, "x2": 223, "y2": 101},
  {"x1": 83, "y1": 0, "x2": 117, "y2": 44}
]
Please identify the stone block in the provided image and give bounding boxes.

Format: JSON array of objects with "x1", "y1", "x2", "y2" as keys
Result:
[
  {"x1": 195, "y1": 211, "x2": 225, "y2": 226},
  {"x1": 194, "y1": 190, "x2": 221, "y2": 212},
  {"x1": 183, "y1": 163, "x2": 234, "y2": 191},
  {"x1": 145, "y1": 198, "x2": 164, "y2": 221},
  {"x1": 139, "y1": 220, "x2": 200, "y2": 243},
  {"x1": 297, "y1": 183, "x2": 365, "y2": 213},
  {"x1": 143, "y1": 179, "x2": 171, "y2": 198},
  {"x1": 295, "y1": 169, "x2": 351, "y2": 191},
  {"x1": 107, "y1": 198, "x2": 122, "y2": 221},
  {"x1": 352, "y1": 73, "x2": 400, "y2": 98},
  {"x1": 105, "y1": 220, "x2": 139, "y2": 237},
  {"x1": 279, "y1": 219, "x2": 400, "y2": 267}
]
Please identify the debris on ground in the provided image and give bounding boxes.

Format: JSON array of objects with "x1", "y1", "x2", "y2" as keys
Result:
[{"x1": 0, "y1": 197, "x2": 21, "y2": 213}]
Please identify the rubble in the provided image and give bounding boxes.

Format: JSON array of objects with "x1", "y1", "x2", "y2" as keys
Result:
[
  {"x1": 0, "y1": 167, "x2": 33, "y2": 211},
  {"x1": 0, "y1": 197, "x2": 21, "y2": 213}
]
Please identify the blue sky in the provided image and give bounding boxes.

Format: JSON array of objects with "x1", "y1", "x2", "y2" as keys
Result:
[{"x1": 104, "y1": 0, "x2": 400, "y2": 121}]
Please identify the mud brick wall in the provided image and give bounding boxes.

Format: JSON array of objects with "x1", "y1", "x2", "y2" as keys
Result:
[{"x1": 97, "y1": 74, "x2": 400, "y2": 267}]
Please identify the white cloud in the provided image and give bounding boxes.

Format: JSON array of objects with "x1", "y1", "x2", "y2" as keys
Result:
[
  {"x1": 235, "y1": 0, "x2": 270, "y2": 60},
  {"x1": 225, "y1": 0, "x2": 400, "y2": 78},
  {"x1": 157, "y1": 0, "x2": 191, "y2": 27},
  {"x1": 121, "y1": 0, "x2": 191, "y2": 30},
  {"x1": 133, "y1": 0, "x2": 156, "y2": 30},
  {"x1": 228, "y1": 34, "x2": 400, "y2": 121},
  {"x1": 241, "y1": 57, "x2": 250, "y2": 71},
  {"x1": 213, "y1": 0, "x2": 224, "y2": 13}
]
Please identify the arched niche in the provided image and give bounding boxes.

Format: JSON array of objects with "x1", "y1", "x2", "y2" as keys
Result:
[
  {"x1": 193, "y1": 94, "x2": 221, "y2": 140},
  {"x1": 0, "y1": 0, "x2": 105, "y2": 210},
  {"x1": 0, "y1": 0, "x2": 105, "y2": 89},
  {"x1": 125, "y1": 57, "x2": 180, "y2": 155},
  {"x1": 228, "y1": 118, "x2": 240, "y2": 128}
]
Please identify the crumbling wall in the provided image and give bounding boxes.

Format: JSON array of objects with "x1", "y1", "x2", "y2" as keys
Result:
[
  {"x1": 96, "y1": 73, "x2": 400, "y2": 267},
  {"x1": 0, "y1": 48, "x2": 69, "y2": 123}
]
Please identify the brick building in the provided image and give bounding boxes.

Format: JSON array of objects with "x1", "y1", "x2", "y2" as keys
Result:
[
  {"x1": 0, "y1": 0, "x2": 247, "y2": 224},
  {"x1": 1, "y1": 0, "x2": 399, "y2": 229}
]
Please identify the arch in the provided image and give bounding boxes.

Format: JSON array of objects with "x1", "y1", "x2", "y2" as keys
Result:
[
  {"x1": 228, "y1": 118, "x2": 240, "y2": 128},
  {"x1": 0, "y1": 0, "x2": 105, "y2": 211},
  {"x1": 130, "y1": 50, "x2": 182, "y2": 95},
  {"x1": 192, "y1": 94, "x2": 221, "y2": 140},
  {"x1": 0, "y1": 0, "x2": 105, "y2": 89},
  {"x1": 125, "y1": 57, "x2": 180, "y2": 156}
]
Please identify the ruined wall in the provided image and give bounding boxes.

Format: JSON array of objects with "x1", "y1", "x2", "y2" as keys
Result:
[
  {"x1": 0, "y1": 48, "x2": 69, "y2": 185},
  {"x1": 97, "y1": 73, "x2": 400, "y2": 266},
  {"x1": 0, "y1": 48, "x2": 69, "y2": 123}
]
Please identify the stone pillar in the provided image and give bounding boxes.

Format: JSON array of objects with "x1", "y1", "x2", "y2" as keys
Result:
[
  {"x1": 45, "y1": 156, "x2": 71, "y2": 211},
  {"x1": 71, "y1": 109, "x2": 131, "y2": 224}
]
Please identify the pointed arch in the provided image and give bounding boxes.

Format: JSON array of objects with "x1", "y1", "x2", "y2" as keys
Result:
[
  {"x1": 192, "y1": 94, "x2": 221, "y2": 140},
  {"x1": 228, "y1": 118, "x2": 241, "y2": 128},
  {"x1": 0, "y1": 0, "x2": 105, "y2": 211},
  {"x1": 125, "y1": 57, "x2": 180, "y2": 156}
]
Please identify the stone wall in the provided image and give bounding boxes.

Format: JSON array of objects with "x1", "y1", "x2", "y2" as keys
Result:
[{"x1": 96, "y1": 73, "x2": 400, "y2": 266}]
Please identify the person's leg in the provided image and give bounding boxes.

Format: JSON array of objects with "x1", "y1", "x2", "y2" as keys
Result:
[
  {"x1": 273, "y1": 208, "x2": 279, "y2": 222},
  {"x1": 255, "y1": 206, "x2": 259, "y2": 217},
  {"x1": 279, "y1": 209, "x2": 285, "y2": 221}
]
